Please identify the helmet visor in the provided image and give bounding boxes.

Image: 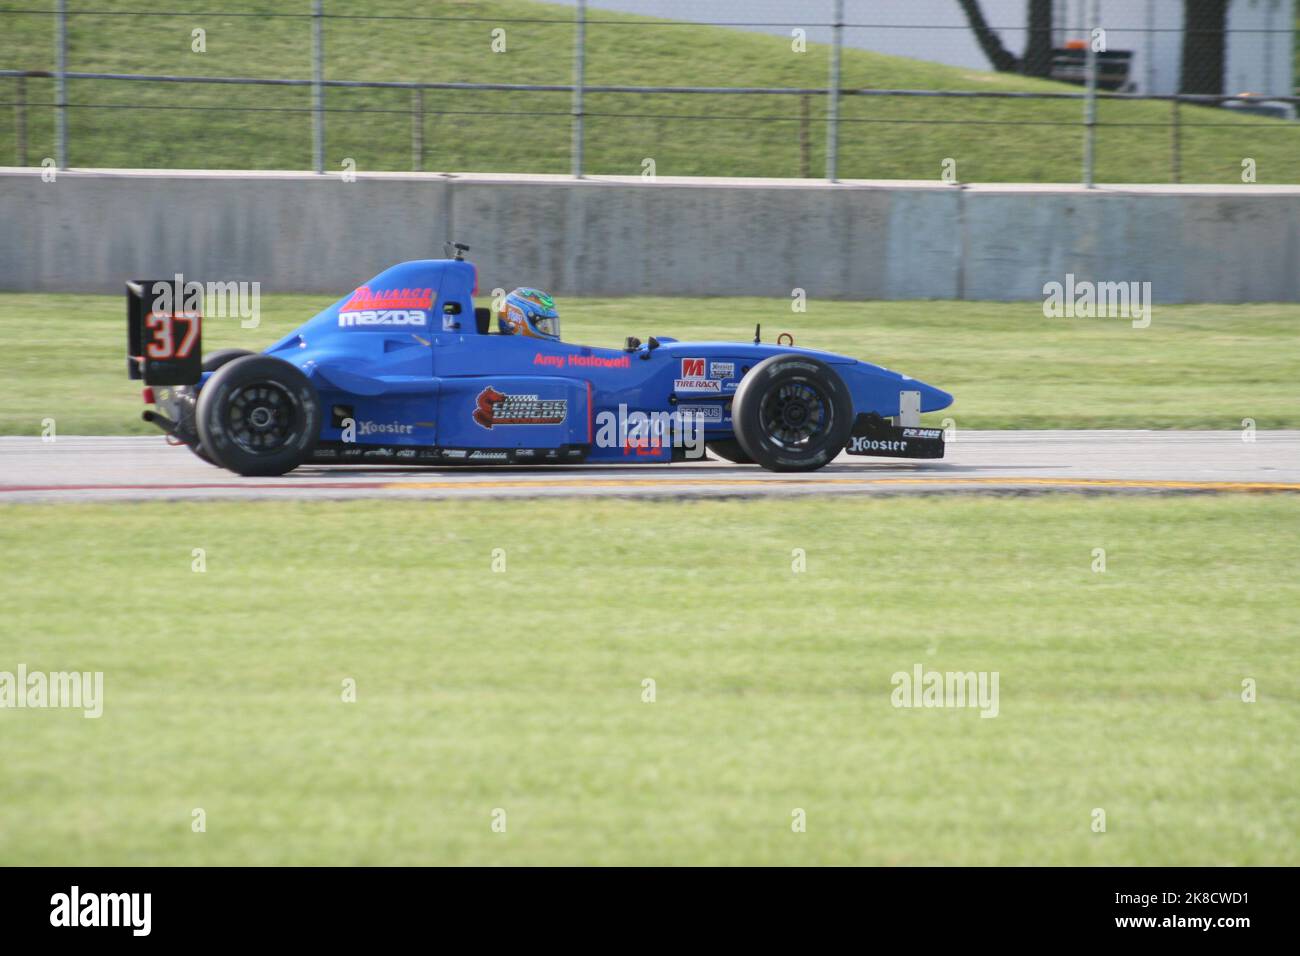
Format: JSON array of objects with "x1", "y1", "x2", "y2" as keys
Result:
[{"x1": 533, "y1": 315, "x2": 560, "y2": 339}]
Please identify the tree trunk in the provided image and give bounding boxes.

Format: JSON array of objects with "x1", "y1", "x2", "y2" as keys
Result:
[
  {"x1": 1180, "y1": 0, "x2": 1229, "y2": 95},
  {"x1": 957, "y1": 0, "x2": 1020, "y2": 73},
  {"x1": 1023, "y1": 0, "x2": 1054, "y2": 77}
]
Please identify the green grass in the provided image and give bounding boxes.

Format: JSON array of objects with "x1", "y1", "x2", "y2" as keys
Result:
[
  {"x1": 2, "y1": 293, "x2": 1298, "y2": 436},
  {"x1": 0, "y1": 495, "x2": 1295, "y2": 865},
  {"x1": 0, "y1": 0, "x2": 1295, "y2": 182}
]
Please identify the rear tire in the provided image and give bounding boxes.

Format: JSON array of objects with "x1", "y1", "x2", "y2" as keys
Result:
[
  {"x1": 196, "y1": 355, "x2": 320, "y2": 476},
  {"x1": 203, "y1": 349, "x2": 256, "y2": 372},
  {"x1": 706, "y1": 439, "x2": 754, "y2": 464},
  {"x1": 189, "y1": 350, "x2": 257, "y2": 464},
  {"x1": 731, "y1": 354, "x2": 853, "y2": 472}
]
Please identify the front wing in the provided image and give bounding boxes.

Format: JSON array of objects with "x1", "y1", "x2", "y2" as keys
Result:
[{"x1": 844, "y1": 415, "x2": 945, "y2": 459}]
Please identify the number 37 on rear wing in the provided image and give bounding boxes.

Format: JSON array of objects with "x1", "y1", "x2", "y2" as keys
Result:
[{"x1": 126, "y1": 279, "x2": 202, "y2": 386}]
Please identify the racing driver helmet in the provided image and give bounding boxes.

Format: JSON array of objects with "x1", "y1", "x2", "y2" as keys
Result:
[{"x1": 499, "y1": 288, "x2": 561, "y2": 342}]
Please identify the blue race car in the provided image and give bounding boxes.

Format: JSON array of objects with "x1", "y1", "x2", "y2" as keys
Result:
[{"x1": 127, "y1": 246, "x2": 953, "y2": 476}]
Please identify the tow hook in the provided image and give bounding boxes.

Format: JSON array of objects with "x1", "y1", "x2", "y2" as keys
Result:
[{"x1": 142, "y1": 409, "x2": 179, "y2": 436}]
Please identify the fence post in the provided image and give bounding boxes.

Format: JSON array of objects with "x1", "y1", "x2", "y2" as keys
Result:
[
  {"x1": 411, "y1": 89, "x2": 424, "y2": 171},
  {"x1": 15, "y1": 76, "x2": 27, "y2": 166},
  {"x1": 1143, "y1": 0, "x2": 1155, "y2": 93},
  {"x1": 825, "y1": 0, "x2": 843, "y2": 181},
  {"x1": 312, "y1": 0, "x2": 324, "y2": 174},
  {"x1": 1170, "y1": 97, "x2": 1181, "y2": 184},
  {"x1": 571, "y1": 0, "x2": 587, "y2": 178},
  {"x1": 55, "y1": 0, "x2": 68, "y2": 168},
  {"x1": 1081, "y1": 1, "x2": 1098, "y2": 187},
  {"x1": 799, "y1": 93, "x2": 811, "y2": 178}
]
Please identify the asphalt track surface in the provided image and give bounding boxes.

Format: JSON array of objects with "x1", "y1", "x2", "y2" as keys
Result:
[{"x1": 1, "y1": 431, "x2": 1297, "y2": 503}]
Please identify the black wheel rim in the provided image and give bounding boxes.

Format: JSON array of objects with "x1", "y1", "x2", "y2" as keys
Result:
[
  {"x1": 758, "y1": 380, "x2": 832, "y2": 449},
  {"x1": 225, "y1": 381, "x2": 298, "y2": 454}
]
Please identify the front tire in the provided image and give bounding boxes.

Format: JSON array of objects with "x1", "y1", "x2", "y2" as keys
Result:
[
  {"x1": 195, "y1": 355, "x2": 320, "y2": 476},
  {"x1": 731, "y1": 354, "x2": 853, "y2": 472}
]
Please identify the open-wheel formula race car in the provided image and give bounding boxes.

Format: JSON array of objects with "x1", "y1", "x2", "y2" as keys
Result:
[{"x1": 127, "y1": 247, "x2": 954, "y2": 476}]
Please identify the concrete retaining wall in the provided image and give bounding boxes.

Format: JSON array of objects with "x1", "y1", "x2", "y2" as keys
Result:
[{"x1": 2, "y1": 168, "x2": 1297, "y2": 302}]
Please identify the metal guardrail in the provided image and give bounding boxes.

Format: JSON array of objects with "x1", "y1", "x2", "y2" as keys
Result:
[{"x1": 2, "y1": 1, "x2": 1297, "y2": 183}]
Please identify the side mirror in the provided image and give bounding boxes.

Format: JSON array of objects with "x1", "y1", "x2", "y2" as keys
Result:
[
  {"x1": 475, "y1": 306, "x2": 492, "y2": 334},
  {"x1": 441, "y1": 301, "x2": 462, "y2": 331}
]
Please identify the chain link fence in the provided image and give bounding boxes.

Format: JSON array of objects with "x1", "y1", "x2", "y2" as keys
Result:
[{"x1": 1, "y1": 0, "x2": 1296, "y2": 183}]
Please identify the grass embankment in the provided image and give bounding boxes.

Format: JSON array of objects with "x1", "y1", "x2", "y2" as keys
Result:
[{"x1": 0, "y1": 0, "x2": 1294, "y2": 181}]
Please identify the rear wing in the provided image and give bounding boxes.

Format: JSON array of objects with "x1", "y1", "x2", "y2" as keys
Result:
[{"x1": 126, "y1": 279, "x2": 202, "y2": 385}]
